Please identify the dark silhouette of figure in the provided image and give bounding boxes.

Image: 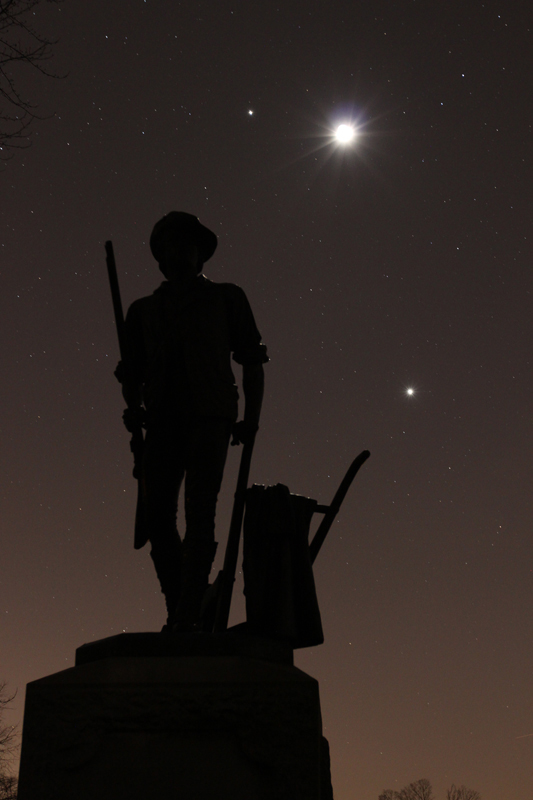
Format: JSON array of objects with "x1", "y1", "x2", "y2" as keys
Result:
[{"x1": 119, "y1": 212, "x2": 268, "y2": 631}]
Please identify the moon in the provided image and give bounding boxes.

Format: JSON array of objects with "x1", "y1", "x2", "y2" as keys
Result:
[{"x1": 335, "y1": 124, "x2": 356, "y2": 143}]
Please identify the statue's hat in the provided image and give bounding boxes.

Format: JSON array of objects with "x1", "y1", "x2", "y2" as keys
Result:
[{"x1": 150, "y1": 212, "x2": 218, "y2": 264}]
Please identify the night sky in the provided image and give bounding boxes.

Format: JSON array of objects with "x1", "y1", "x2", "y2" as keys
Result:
[{"x1": 2, "y1": 1, "x2": 532, "y2": 797}]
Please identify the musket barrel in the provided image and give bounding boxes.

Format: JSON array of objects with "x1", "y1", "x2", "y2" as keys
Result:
[{"x1": 105, "y1": 240, "x2": 127, "y2": 362}]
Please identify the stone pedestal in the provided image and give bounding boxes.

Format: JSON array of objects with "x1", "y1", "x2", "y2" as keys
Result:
[{"x1": 18, "y1": 633, "x2": 328, "y2": 800}]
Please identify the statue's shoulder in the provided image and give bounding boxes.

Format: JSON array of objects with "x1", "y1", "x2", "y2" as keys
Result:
[
  {"x1": 127, "y1": 284, "x2": 166, "y2": 318},
  {"x1": 128, "y1": 294, "x2": 152, "y2": 312},
  {"x1": 201, "y1": 276, "x2": 248, "y2": 304}
]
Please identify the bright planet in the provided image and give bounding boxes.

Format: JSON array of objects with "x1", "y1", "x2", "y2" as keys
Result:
[{"x1": 335, "y1": 124, "x2": 356, "y2": 143}]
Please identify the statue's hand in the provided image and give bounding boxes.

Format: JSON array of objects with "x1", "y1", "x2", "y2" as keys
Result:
[
  {"x1": 122, "y1": 406, "x2": 146, "y2": 433},
  {"x1": 231, "y1": 420, "x2": 258, "y2": 446}
]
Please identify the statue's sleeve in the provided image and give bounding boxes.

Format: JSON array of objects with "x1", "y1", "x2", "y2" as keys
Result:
[{"x1": 225, "y1": 285, "x2": 269, "y2": 366}]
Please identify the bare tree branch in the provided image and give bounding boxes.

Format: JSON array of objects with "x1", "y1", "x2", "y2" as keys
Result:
[
  {"x1": 380, "y1": 779, "x2": 481, "y2": 800},
  {"x1": 0, "y1": 774, "x2": 18, "y2": 800},
  {"x1": 396, "y1": 779, "x2": 435, "y2": 800},
  {"x1": 0, "y1": 683, "x2": 18, "y2": 798},
  {"x1": 0, "y1": 0, "x2": 64, "y2": 157},
  {"x1": 447, "y1": 785, "x2": 481, "y2": 800},
  {"x1": 0, "y1": 683, "x2": 18, "y2": 774}
]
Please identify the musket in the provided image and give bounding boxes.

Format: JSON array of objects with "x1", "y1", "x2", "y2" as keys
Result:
[{"x1": 105, "y1": 240, "x2": 148, "y2": 550}]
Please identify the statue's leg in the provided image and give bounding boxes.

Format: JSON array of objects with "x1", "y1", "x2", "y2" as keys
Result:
[
  {"x1": 175, "y1": 539, "x2": 218, "y2": 632},
  {"x1": 150, "y1": 537, "x2": 182, "y2": 631},
  {"x1": 143, "y1": 425, "x2": 186, "y2": 630},
  {"x1": 174, "y1": 417, "x2": 232, "y2": 631}
]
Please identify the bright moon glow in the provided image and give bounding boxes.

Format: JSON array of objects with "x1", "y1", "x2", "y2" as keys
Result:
[
  {"x1": 406, "y1": 388, "x2": 415, "y2": 396},
  {"x1": 335, "y1": 124, "x2": 355, "y2": 143}
]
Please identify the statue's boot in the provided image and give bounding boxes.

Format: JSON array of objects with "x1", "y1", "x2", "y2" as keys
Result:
[
  {"x1": 173, "y1": 539, "x2": 217, "y2": 632},
  {"x1": 150, "y1": 534, "x2": 182, "y2": 632}
]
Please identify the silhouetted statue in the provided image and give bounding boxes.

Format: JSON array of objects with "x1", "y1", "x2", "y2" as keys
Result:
[{"x1": 117, "y1": 212, "x2": 268, "y2": 631}]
